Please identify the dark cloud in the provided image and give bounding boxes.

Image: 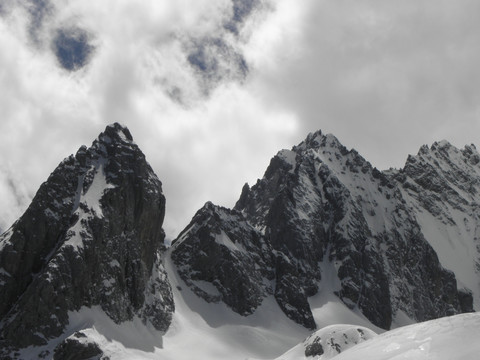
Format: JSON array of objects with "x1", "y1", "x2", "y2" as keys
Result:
[
  {"x1": 186, "y1": 37, "x2": 248, "y2": 95},
  {"x1": 224, "y1": 0, "x2": 260, "y2": 34},
  {"x1": 53, "y1": 27, "x2": 94, "y2": 71},
  {"x1": 0, "y1": 0, "x2": 10, "y2": 16}
]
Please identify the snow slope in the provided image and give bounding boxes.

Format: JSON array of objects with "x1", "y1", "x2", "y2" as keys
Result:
[
  {"x1": 13, "y1": 248, "x2": 390, "y2": 360},
  {"x1": 160, "y1": 250, "x2": 310, "y2": 360},
  {"x1": 161, "y1": 248, "x2": 386, "y2": 360},
  {"x1": 333, "y1": 312, "x2": 480, "y2": 360}
]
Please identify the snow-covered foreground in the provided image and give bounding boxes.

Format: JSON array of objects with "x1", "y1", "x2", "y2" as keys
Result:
[
  {"x1": 333, "y1": 312, "x2": 480, "y2": 360},
  {"x1": 275, "y1": 312, "x2": 480, "y2": 360},
  {"x1": 274, "y1": 324, "x2": 377, "y2": 360}
]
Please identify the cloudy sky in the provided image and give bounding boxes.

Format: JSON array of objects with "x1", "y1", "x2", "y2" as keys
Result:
[{"x1": 1, "y1": 0, "x2": 480, "y2": 237}]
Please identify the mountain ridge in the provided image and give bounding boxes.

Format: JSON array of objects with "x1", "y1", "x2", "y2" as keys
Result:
[
  {"x1": 173, "y1": 129, "x2": 476, "y2": 331},
  {"x1": 0, "y1": 124, "x2": 479, "y2": 359}
]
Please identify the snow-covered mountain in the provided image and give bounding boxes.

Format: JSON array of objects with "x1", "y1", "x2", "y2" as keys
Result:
[
  {"x1": 0, "y1": 124, "x2": 479, "y2": 359},
  {"x1": 172, "y1": 130, "x2": 476, "y2": 332}
]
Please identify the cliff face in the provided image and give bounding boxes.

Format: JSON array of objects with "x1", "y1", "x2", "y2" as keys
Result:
[
  {"x1": 171, "y1": 202, "x2": 275, "y2": 318},
  {"x1": 0, "y1": 123, "x2": 174, "y2": 355},
  {"x1": 172, "y1": 131, "x2": 475, "y2": 330}
]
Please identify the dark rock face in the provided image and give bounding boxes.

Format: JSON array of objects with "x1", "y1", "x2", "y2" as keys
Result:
[
  {"x1": 171, "y1": 202, "x2": 274, "y2": 316},
  {"x1": 0, "y1": 123, "x2": 174, "y2": 355},
  {"x1": 304, "y1": 338, "x2": 323, "y2": 357},
  {"x1": 301, "y1": 325, "x2": 376, "y2": 358},
  {"x1": 172, "y1": 131, "x2": 475, "y2": 330}
]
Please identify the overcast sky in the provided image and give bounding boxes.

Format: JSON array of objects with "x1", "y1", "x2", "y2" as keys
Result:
[{"x1": 1, "y1": 0, "x2": 480, "y2": 237}]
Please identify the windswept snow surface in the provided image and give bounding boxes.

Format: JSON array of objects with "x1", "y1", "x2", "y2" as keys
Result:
[
  {"x1": 275, "y1": 324, "x2": 377, "y2": 360},
  {"x1": 333, "y1": 312, "x2": 480, "y2": 360}
]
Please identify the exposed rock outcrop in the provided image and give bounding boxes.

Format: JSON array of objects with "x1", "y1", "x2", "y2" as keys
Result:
[
  {"x1": 53, "y1": 331, "x2": 107, "y2": 360},
  {"x1": 171, "y1": 202, "x2": 274, "y2": 317},
  {"x1": 302, "y1": 325, "x2": 377, "y2": 359}
]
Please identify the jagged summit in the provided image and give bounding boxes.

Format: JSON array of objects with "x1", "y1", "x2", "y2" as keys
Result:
[
  {"x1": 294, "y1": 131, "x2": 368, "y2": 165},
  {"x1": 0, "y1": 123, "x2": 173, "y2": 358},
  {"x1": 72, "y1": 122, "x2": 134, "y2": 159},
  {"x1": 410, "y1": 139, "x2": 480, "y2": 165},
  {"x1": 297, "y1": 130, "x2": 343, "y2": 150},
  {"x1": 259, "y1": 130, "x2": 377, "y2": 189},
  {"x1": 400, "y1": 139, "x2": 480, "y2": 197},
  {"x1": 100, "y1": 122, "x2": 134, "y2": 142}
]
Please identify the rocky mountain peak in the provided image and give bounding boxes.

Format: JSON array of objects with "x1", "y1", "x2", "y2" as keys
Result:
[
  {"x1": 74, "y1": 123, "x2": 134, "y2": 163},
  {"x1": 402, "y1": 139, "x2": 480, "y2": 198},
  {"x1": 0, "y1": 123, "x2": 173, "y2": 357},
  {"x1": 295, "y1": 131, "x2": 349, "y2": 157},
  {"x1": 293, "y1": 131, "x2": 374, "y2": 178},
  {"x1": 99, "y1": 122, "x2": 134, "y2": 143},
  {"x1": 411, "y1": 140, "x2": 480, "y2": 167},
  {"x1": 173, "y1": 129, "x2": 473, "y2": 332}
]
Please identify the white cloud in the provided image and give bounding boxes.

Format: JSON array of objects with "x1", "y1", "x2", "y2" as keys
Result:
[
  {"x1": 249, "y1": 0, "x2": 480, "y2": 169},
  {"x1": 0, "y1": 164, "x2": 32, "y2": 233},
  {"x1": 0, "y1": 0, "x2": 296, "y2": 237}
]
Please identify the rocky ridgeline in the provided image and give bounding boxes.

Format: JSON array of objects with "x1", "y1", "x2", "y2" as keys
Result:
[
  {"x1": 172, "y1": 131, "x2": 475, "y2": 330},
  {"x1": 0, "y1": 123, "x2": 174, "y2": 358},
  {"x1": 0, "y1": 124, "x2": 479, "y2": 358}
]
